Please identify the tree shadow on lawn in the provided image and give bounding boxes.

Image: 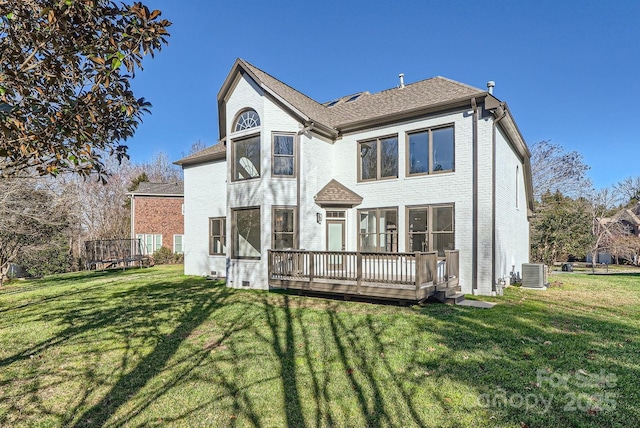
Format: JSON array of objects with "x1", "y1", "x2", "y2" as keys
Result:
[
  {"x1": 254, "y1": 294, "x2": 447, "y2": 427},
  {"x1": 0, "y1": 273, "x2": 247, "y2": 427},
  {"x1": 0, "y1": 268, "x2": 151, "y2": 313},
  {"x1": 251, "y1": 290, "x2": 640, "y2": 428},
  {"x1": 3, "y1": 275, "x2": 639, "y2": 427},
  {"x1": 413, "y1": 297, "x2": 640, "y2": 426}
]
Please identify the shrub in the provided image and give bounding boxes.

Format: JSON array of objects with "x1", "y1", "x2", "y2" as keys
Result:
[
  {"x1": 15, "y1": 240, "x2": 72, "y2": 277},
  {"x1": 152, "y1": 247, "x2": 184, "y2": 265}
]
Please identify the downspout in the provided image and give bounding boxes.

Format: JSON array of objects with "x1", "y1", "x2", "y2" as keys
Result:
[
  {"x1": 471, "y1": 98, "x2": 478, "y2": 294},
  {"x1": 130, "y1": 195, "x2": 135, "y2": 240},
  {"x1": 492, "y1": 104, "x2": 507, "y2": 293},
  {"x1": 297, "y1": 122, "x2": 315, "y2": 248}
]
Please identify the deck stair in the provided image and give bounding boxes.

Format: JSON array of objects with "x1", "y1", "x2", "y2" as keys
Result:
[{"x1": 435, "y1": 283, "x2": 466, "y2": 304}]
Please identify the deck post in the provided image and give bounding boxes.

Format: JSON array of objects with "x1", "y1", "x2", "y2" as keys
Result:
[
  {"x1": 309, "y1": 251, "x2": 314, "y2": 291},
  {"x1": 356, "y1": 252, "x2": 362, "y2": 294},
  {"x1": 268, "y1": 251, "x2": 272, "y2": 286},
  {"x1": 445, "y1": 250, "x2": 451, "y2": 286},
  {"x1": 415, "y1": 252, "x2": 423, "y2": 295}
]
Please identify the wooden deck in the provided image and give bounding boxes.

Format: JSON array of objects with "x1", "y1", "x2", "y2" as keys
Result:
[{"x1": 268, "y1": 249, "x2": 460, "y2": 302}]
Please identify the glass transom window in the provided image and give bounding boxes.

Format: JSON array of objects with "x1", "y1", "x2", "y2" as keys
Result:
[{"x1": 234, "y1": 109, "x2": 260, "y2": 132}]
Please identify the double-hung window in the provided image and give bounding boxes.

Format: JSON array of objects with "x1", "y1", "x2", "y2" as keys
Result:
[
  {"x1": 272, "y1": 207, "x2": 296, "y2": 249},
  {"x1": 359, "y1": 135, "x2": 398, "y2": 181},
  {"x1": 173, "y1": 235, "x2": 184, "y2": 254},
  {"x1": 232, "y1": 207, "x2": 261, "y2": 259},
  {"x1": 273, "y1": 133, "x2": 295, "y2": 177},
  {"x1": 136, "y1": 233, "x2": 162, "y2": 255},
  {"x1": 209, "y1": 217, "x2": 226, "y2": 255},
  {"x1": 358, "y1": 208, "x2": 398, "y2": 252},
  {"x1": 407, "y1": 204, "x2": 454, "y2": 256},
  {"x1": 407, "y1": 125, "x2": 454, "y2": 175}
]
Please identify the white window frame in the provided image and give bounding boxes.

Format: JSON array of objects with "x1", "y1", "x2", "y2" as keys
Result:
[
  {"x1": 173, "y1": 234, "x2": 184, "y2": 254},
  {"x1": 136, "y1": 233, "x2": 163, "y2": 255}
]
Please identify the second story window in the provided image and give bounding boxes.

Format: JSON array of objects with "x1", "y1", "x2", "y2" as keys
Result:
[
  {"x1": 273, "y1": 133, "x2": 295, "y2": 177},
  {"x1": 407, "y1": 125, "x2": 454, "y2": 176},
  {"x1": 359, "y1": 135, "x2": 398, "y2": 181},
  {"x1": 233, "y1": 135, "x2": 260, "y2": 181},
  {"x1": 232, "y1": 109, "x2": 261, "y2": 181}
]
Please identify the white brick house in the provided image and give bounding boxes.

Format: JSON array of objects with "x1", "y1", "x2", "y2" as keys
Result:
[{"x1": 175, "y1": 59, "x2": 533, "y2": 297}]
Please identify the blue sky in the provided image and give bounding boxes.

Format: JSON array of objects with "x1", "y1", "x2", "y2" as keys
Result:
[{"x1": 128, "y1": 0, "x2": 639, "y2": 189}]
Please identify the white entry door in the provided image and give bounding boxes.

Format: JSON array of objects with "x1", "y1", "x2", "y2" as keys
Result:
[{"x1": 326, "y1": 220, "x2": 345, "y2": 269}]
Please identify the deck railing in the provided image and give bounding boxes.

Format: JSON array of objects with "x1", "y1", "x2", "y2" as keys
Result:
[{"x1": 269, "y1": 249, "x2": 459, "y2": 298}]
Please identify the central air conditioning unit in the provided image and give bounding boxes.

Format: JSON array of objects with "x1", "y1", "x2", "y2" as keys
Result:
[{"x1": 521, "y1": 263, "x2": 548, "y2": 289}]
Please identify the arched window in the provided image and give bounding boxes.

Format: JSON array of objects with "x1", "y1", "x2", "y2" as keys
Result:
[{"x1": 234, "y1": 109, "x2": 260, "y2": 132}]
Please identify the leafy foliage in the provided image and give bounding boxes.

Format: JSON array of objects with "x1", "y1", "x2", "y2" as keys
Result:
[
  {"x1": 0, "y1": 0, "x2": 171, "y2": 180},
  {"x1": 15, "y1": 235, "x2": 72, "y2": 277},
  {"x1": 530, "y1": 192, "x2": 591, "y2": 266},
  {"x1": 151, "y1": 246, "x2": 183, "y2": 264}
]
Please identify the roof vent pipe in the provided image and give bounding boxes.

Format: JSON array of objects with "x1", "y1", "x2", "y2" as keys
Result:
[
  {"x1": 487, "y1": 81, "x2": 495, "y2": 95},
  {"x1": 399, "y1": 73, "x2": 405, "y2": 89}
]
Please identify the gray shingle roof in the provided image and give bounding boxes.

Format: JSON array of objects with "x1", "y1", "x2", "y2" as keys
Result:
[
  {"x1": 128, "y1": 182, "x2": 183, "y2": 196},
  {"x1": 613, "y1": 208, "x2": 640, "y2": 226},
  {"x1": 328, "y1": 77, "x2": 485, "y2": 127},
  {"x1": 240, "y1": 60, "x2": 335, "y2": 127},
  {"x1": 174, "y1": 142, "x2": 226, "y2": 166},
  {"x1": 182, "y1": 60, "x2": 489, "y2": 167},
  {"x1": 314, "y1": 179, "x2": 363, "y2": 207},
  {"x1": 241, "y1": 60, "x2": 486, "y2": 131}
]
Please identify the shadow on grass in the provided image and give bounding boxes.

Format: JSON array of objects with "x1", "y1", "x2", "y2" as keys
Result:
[
  {"x1": 255, "y1": 286, "x2": 640, "y2": 427},
  {"x1": 0, "y1": 270, "x2": 245, "y2": 427},
  {"x1": 2, "y1": 270, "x2": 639, "y2": 427},
  {"x1": 70, "y1": 279, "x2": 231, "y2": 427}
]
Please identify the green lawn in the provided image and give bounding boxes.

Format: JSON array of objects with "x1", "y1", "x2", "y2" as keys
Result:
[{"x1": 0, "y1": 266, "x2": 638, "y2": 427}]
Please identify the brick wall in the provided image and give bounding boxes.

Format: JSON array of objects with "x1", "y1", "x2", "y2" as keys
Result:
[{"x1": 133, "y1": 196, "x2": 184, "y2": 251}]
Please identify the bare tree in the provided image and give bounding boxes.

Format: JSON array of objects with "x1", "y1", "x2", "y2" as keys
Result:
[
  {"x1": 52, "y1": 157, "x2": 143, "y2": 264},
  {"x1": 530, "y1": 141, "x2": 591, "y2": 200},
  {"x1": 0, "y1": 178, "x2": 70, "y2": 285},
  {"x1": 183, "y1": 140, "x2": 208, "y2": 157},
  {"x1": 139, "y1": 151, "x2": 182, "y2": 183},
  {"x1": 609, "y1": 234, "x2": 640, "y2": 266},
  {"x1": 585, "y1": 188, "x2": 621, "y2": 272},
  {"x1": 614, "y1": 176, "x2": 640, "y2": 206}
]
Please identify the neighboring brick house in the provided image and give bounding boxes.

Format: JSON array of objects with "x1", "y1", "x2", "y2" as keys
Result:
[
  {"x1": 127, "y1": 182, "x2": 184, "y2": 255},
  {"x1": 175, "y1": 59, "x2": 534, "y2": 297}
]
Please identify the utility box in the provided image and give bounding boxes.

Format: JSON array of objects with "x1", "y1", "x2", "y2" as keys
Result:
[{"x1": 521, "y1": 263, "x2": 548, "y2": 289}]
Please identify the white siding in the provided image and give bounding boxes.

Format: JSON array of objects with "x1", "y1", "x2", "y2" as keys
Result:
[
  {"x1": 182, "y1": 71, "x2": 531, "y2": 297},
  {"x1": 312, "y1": 110, "x2": 476, "y2": 293},
  {"x1": 494, "y1": 126, "x2": 530, "y2": 284},
  {"x1": 224, "y1": 74, "x2": 304, "y2": 289},
  {"x1": 183, "y1": 160, "x2": 227, "y2": 277}
]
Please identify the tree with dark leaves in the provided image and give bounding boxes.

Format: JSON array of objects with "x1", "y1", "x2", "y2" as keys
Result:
[{"x1": 0, "y1": 0, "x2": 170, "y2": 181}]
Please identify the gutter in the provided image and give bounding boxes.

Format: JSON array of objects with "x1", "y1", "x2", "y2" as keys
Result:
[
  {"x1": 491, "y1": 102, "x2": 507, "y2": 293},
  {"x1": 471, "y1": 97, "x2": 478, "y2": 294}
]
